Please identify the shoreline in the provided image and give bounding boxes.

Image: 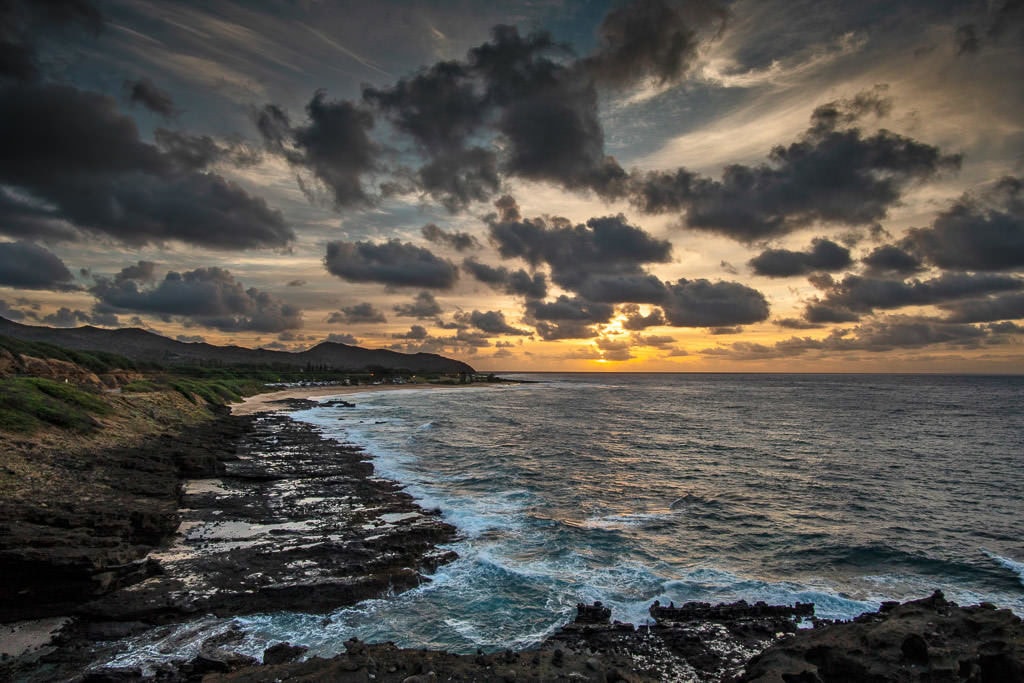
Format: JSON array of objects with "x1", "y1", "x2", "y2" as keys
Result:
[
  {"x1": 230, "y1": 381, "x2": 491, "y2": 416},
  {"x1": 0, "y1": 404, "x2": 461, "y2": 680}
]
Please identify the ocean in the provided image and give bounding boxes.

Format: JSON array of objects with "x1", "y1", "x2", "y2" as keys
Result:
[{"x1": 233, "y1": 373, "x2": 1024, "y2": 656}]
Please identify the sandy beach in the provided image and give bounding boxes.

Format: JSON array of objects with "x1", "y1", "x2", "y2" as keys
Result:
[{"x1": 230, "y1": 383, "x2": 455, "y2": 416}]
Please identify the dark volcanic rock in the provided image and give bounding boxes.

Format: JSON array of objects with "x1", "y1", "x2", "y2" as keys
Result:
[
  {"x1": 80, "y1": 413, "x2": 459, "y2": 622},
  {"x1": 738, "y1": 590, "x2": 1024, "y2": 682},
  {"x1": 0, "y1": 415, "x2": 250, "y2": 622},
  {"x1": 262, "y1": 642, "x2": 308, "y2": 665}
]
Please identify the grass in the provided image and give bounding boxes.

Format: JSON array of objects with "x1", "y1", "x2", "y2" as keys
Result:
[
  {"x1": 0, "y1": 377, "x2": 111, "y2": 433},
  {"x1": 0, "y1": 335, "x2": 140, "y2": 374},
  {"x1": 166, "y1": 377, "x2": 265, "y2": 405}
]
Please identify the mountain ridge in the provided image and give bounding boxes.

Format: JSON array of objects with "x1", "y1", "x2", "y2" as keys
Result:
[{"x1": 0, "y1": 317, "x2": 474, "y2": 374}]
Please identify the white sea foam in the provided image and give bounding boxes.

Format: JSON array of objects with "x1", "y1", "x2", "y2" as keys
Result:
[{"x1": 983, "y1": 549, "x2": 1024, "y2": 587}]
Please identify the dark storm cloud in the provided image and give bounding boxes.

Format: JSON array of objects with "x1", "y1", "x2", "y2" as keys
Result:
[
  {"x1": 256, "y1": 90, "x2": 377, "y2": 208},
  {"x1": 803, "y1": 302, "x2": 862, "y2": 324},
  {"x1": 902, "y1": 176, "x2": 1024, "y2": 271},
  {"x1": 660, "y1": 279, "x2": 769, "y2": 327},
  {"x1": 813, "y1": 272, "x2": 1024, "y2": 316},
  {"x1": 415, "y1": 148, "x2": 501, "y2": 212},
  {"x1": 154, "y1": 129, "x2": 261, "y2": 171},
  {"x1": 456, "y1": 309, "x2": 529, "y2": 336},
  {"x1": 584, "y1": 0, "x2": 728, "y2": 87},
  {"x1": 776, "y1": 318, "x2": 825, "y2": 329},
  {"x1": 861, "y1": 244, "x2": 924, "y2": 276},
  {"x1": 487, "y1": 197, "x2": 672, "y2": 297},
  {"x1": 748, "y1": 238, "x2": 852, "y2": 277},
  {"x1": 939, "y1": 292, "x2": 1024, "y2": 323},
  {"x1": 956, "y1": 0, "x2": 1024, "y2": 55},
  {"x1": 575, "y1": 273, "x2": 668, "y2": 304},
  {"x1": 421, "y1": 223, "x2": 481, "y2": 251},
  {"x1": 392, "y1": 324, "x2": 429, "y2": 340},
  {"x1": 113, "y1": 260, "x2": 158, "y2": 284},
  {"x1": 525, "y1": 294, "x2": 614, "y2": 340},
  {"x1": 630, "y1": 90, "x2": 960, "y2": 240},
  {"x1": 0, "y1": 84, "x2": 292, "y2": 249},
  {"x1": 620, "y1": 303, "x2": 666, "y2": 330},
  {"x1": 328, "y1": 302, "x2": 387, "y2": 324},
  {"x1": 324, "y1": 240, "x2": 458, "y2": 289},
  {"x1": 0, "y1": 241, "x2": 76, "y2": 290},
  {"x1": 703, "y1": 317, "x2": 993, "y2": 360},
  {"x1": 462, "y1": 259, "x2": 549, "y2": 299},
  {"x1": 91, "y1": 267, "x2": 302, "y2": 332},
  {"x1": 123, "y1": 77, "x2": 176, "y2": 117},
  {"x1": 363, "y1": 61, "x2": 499, "y2": 211},
  {"x1": 0, "y1": 0, "x2": 101, "y2": 84},
  {"x1": 393, "y1": 291, "x2": 443, "y2": 318},
  {"x1": 325, "y1": 333, "x2": 360, "y2": 345},
  {"x1": 268, "y1": 2, "x2": 730, "y2": 209},
  {"x1": 0, "y1": 298, "x2": 31, "y2": 321},
  {"x1": 41, "y1": 306, "x2": 117, "y2": 328}
]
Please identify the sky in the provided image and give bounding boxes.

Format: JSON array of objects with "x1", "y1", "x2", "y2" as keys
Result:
[{"x1": 0, "y1": 0, "x2": 1022, "y2": 372}]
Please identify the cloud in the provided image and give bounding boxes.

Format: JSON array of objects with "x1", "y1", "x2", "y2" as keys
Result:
[
  {"x1": 0, "y1": 298, "x2": 31, "y2": 321},
  {"x1": 810, "y1": 272, "x2": 1024, "y2": 319},
  {"x1": 525, "y1": 295, "x2": 614, "y2": 340},
  {"x1": 0, "y1": 241, "x2": 76, "y2": 290},
  {"x1": 595, "y1": 336, "x2": 633, "y2": 361},
  {"x1": 902, "y1": 176, "x2": 1024, "y2": 271},
  {"x1": 123, "y1": 77, "x2": 176, "y2": 117},
  {"x1": 703, "y1": 317, "x2": 995, "y2": 359},
  {"x1": 392, "y1": 324, "x2": 429, "y2": 340},
  {"x1": 324, "y1": 239, "x2": 459, "y2": 289},
  {"x1": 40, "y1": 306, "x2": 118, "y2": 328},
  {"x1": 91, "y1": 266, "x2": 303, "y2": 332},
  {"x1": 584, "y1": 0, "x2": 728, "y2": 87},
  {"x1": 861, "y1": 244, "x2": 924, "y2": 276},
  {"x1": 393, "y1": 291, "x2": 443, "y2": 318},
  {"x1": 456, "y1": 309, "x2": 530, "y2": 335},
  {"x1": 471, "y1": 26, "x2": 628, "y2": 198},
  {"x1": 0, "y1": 0, "x2": 102, "y2": 84},
  {"x1": 325, "y1": 332, "x2": 360, "y2": 345},
  {"x1": 661, "y1": 278, "x2": 770, "y2": 327},
  {"x1": 776, "y1": 317, "x2": 825, "y2": 329},
  {"x1": 630, "y1": 88, "x2": 960, "y2": 240},
  {"x1": 487, "y1": 197, "x2": 672, "y2": 299},
  {"x1": 421, "y1": 223, "x2": 481, "y2": 251},
  {"x1": 328, "y1": 302, "x2": 387, "y2": 324},
  {"x1": 256, "y1": 90, "x2": 377, "y2": 208},
  {"x1": 939, "y1": 292, "x2": 1024, "y2": 323},
  {"x1": 153, "y1": 129, "x2": 261, "y2": 170},
  {"x1": 748, "y1": 238, "x2": 851, "y2": 277},
  {"x1": 176, "y1": 334, "x2": 205, "y2": 343},
  {"x1": 0, "y1": 83, "x2": 292, "y2": 248},
  {"x1": 113, "y1": 260, "x2": 158, "y2": 283},
  {"x1": 956, "y1": 0, "x2": 1024, "y2": 55},
  {"x1": 619, "y1": 303, "x2": 666, "y2": 330},
  {"x1": 462, "y1": 258, "x2": 548, "y2": 299},
  {"x1": 364, "y1": 62, "x2": 498, "y2": 211}
]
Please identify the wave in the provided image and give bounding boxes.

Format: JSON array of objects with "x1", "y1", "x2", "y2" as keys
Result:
[{"x1": 983, "y1": 549, "x2": 1024, "y2": 587}]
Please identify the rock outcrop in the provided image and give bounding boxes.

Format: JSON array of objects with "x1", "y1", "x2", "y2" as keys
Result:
[{"x1": 739, "y1": 590, "x2": 1024, "y2": 682}]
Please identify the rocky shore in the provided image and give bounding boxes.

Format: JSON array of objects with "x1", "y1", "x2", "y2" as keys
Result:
[
  {"x1": 3, "y1": 395, "x2": 1023, "y2": 682},
  {"x1": 136, "y1": 592, "x2": 1021, "y2": 682},
  {"x1": 0, "y1": 399, "x2": 458, "y2": 681}
]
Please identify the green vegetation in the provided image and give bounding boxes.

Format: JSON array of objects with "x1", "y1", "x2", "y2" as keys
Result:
[
  {"x1": 0, "y1": 377, "x2": 111, "y2": 433},
  {"x1": 0, "y1": 335, "x2": 143, "y2": 374},
  {"x1": 166, "y1": 377, "x2": 264, "y2": 405}
]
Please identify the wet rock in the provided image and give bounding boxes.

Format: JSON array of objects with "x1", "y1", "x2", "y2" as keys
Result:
[
  {"x1": 262, "y1": 642, "x2": 308, "y2": 665},
  {"x1": 576, "y1": 600, "x2": 612, "y2": 625},
  {"x1": 739, "y1": 591, "x2": 1024, "y2": 682}
]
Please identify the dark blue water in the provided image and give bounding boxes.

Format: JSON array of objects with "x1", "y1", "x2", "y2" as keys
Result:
[{"x1": 220, "y1": 373, "x2": 1024, "y2": 655}]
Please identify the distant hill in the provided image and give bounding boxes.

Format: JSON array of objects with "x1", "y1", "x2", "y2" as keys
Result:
[{"x1": 0, "y1": 317, "x2": 474, "y2": 375}]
